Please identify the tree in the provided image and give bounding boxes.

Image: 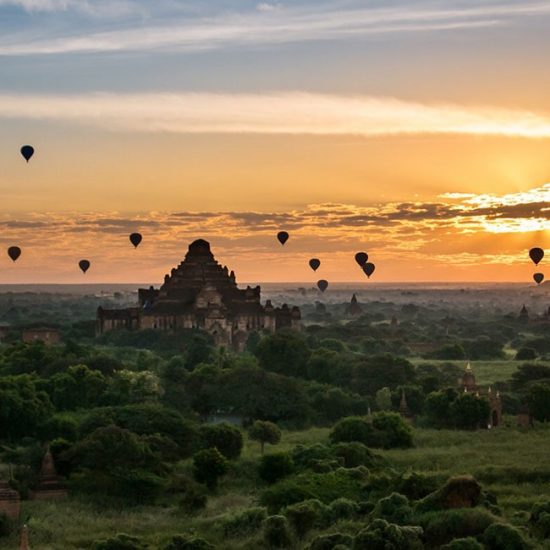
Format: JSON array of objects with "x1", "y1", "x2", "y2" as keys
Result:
[
  {"x1": 352, "y1": 354, "x2": 415, "y2": 396},
  {"x1": 424, "y1": 389, "x2": 457, "y2": 429},
  {"x1": 249, "y1": 421, "x2": 281, "y2": 454},
  {"x1": 259, "y1": 453, "x2": 294, "y2": 484},
  {"x1": 0, "y1": 375, "x2": 53, "y2": 440},
  {"x1": 200, "y1": 423, "x2": 243, "y2": 460},
  {"x1": 450, "y1": 393, "x2": 490, "y2": 430},
  {"x1": 527, "y1": 383, "x2": 550, "y2": 422},
  {"x1": 192, "y1": 448, "x2": 228, "y2": 490},
  {"x1": 515, "y1": 347, "x2": 537, "y2": 361},
  {"x1": 255, "y1": 331, "x2": 311, "y2": 378},
  {"x1": 375, "y1": 387, "x2": 392, "y2": 411},
  {"x1": 48, "y1": 364, "x2": 107, "y2": 410},
  {"x1": 262, "y1": 515, "x2": 292, "y2": 549}
]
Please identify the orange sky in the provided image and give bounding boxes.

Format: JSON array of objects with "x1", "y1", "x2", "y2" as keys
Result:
[{"x1": 0, "y1": 1, "x2": 549, "y2": 283}]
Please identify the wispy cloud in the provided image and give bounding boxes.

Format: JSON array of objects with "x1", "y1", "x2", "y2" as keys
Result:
[
  {"x1": 1, "y1": 92, "x2": 550, "y2": 138},
  {"x1": 1, "y1": 1, "x2": 549, "y2": 55}
]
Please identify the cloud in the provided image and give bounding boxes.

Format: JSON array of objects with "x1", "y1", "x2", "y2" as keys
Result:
[
  {"x1": 1, "y1": 92, "x2": 550, "y2": 138},
  {"x1": 1, "y1": 1, "x2": 549, "y2": 55}
]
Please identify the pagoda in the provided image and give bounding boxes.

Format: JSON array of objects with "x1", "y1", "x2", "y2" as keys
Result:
[
  {"x1": 98, "y1": 239, "x2": 301, "y2": 350},
  {"x1": 28, "y1": 447, "x2": 68, "y2": 501}
]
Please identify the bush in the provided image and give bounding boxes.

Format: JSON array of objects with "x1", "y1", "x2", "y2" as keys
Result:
[
  {"x1": 284, "y1": 499, "x2": 325, "y2": 538},
  {"x1": 291, "y1": 444, "x2": 333, "y2": 469},
  {"x1": 418, "y1": 508, "x2": 498, "y2": 546},
  {"x1": 331, "y1": 442, "x2": 375, "y2": 468},
  {"x1": 530, "y1": 500, "x2": 550, "y2": 538},
  {"x1": 163, "y1": 536, "x2": 215, "y2": 550},
  {"x1": 263, "y1": 515, "x2": 293, "y2": 549},
  {"x1": 93, "y1": 533, "x2": 147, "y2": 549},
  {"x1": 330, "y1": 413, "x2": 413, "y2": 449},
  {"x1": 249, "y1": 420, "x2": 282, "y2": 454},
  {"x1": 482, "y1": 523, "x2": 529, "y2": 549},
  {"x1": 416, "y1": 476, "x2": 483, "y2": 512},
  {"x1": 396, "y1": 471, "x2": 438, "y2": 500},
  {"x1": 261, "y1": 469, "x2": 367, "y2": 513},
  {"x1": 222, "y1": 507, "x2": 268, "y2": 538},
  {"x1": 373, "y1": 492, "x2": 412, "y2": 524},
  {"x1": 441, "y1": 538, "x2": 484, "y2": 550},
  {"x1": 324, "y1": 498, "x2": 358, "y2": 523},
  {"x1": 309, "y1": 532, "x2": 354, "y2": 550},
  {"x1": 259, "y1": 452, "x2": 294, "y2": 484},
  {"x1": 172, "y1": 476, "x2": 207, "y2": 514},
  {"x1": 199, "y1": 423, "x2": 243, "y2": 460},
  {"x1": 192, "y1": 448, "x2": 228, "y2": 490},
  {"x1": 515, "y1": 347, "x2": 537, "y2": 360},
  {"x1": 353, "y1": 519, "x2": 423, "y2": 549}
]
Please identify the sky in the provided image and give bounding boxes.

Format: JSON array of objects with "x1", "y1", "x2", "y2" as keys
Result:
[{"x1": 0, "y1": 0, "x2": 549, "y2": 283}]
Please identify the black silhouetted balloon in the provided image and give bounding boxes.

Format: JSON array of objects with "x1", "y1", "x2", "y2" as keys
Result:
[
  {"x1": 7, "y1": 246, "x2": 21, "y2": 262},
  {"x1": 355, "y1": 252, "x2": 368, "y2": 266},
  {"x1": 534, "y1": 273, "x2": 544, "y2": 285},
  {"x1": 20, "y1": 145, "x2": 34, "y2": 162},
  {"x1": 317, "y1": 279, "x2": 328, "y2": 292},
  {"x1": 363, "y1": 262, "x2": 375, "y2": 278},
  {"x1": 79, "y1": 260, "x2": 91, "y2": 274},
  {"x1": 129, "y1": 233, "x2": 142, "y2": 248},
  {"x1": 309, "y1": 258, "x2": 320, "y2": 271},
  {"x1": 529, "y1": 247, "x2": 544, "y2": 265},
  {"x1": 277, "y1": 231, "x2": 289, "y2": 245}
]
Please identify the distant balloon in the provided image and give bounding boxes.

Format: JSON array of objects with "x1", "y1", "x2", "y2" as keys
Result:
[
  {"x1": 363, "y1": 262, "x2": 375, "y2": 278},
  {"x1": 7, "y1": 246, "x2": 21, "y2": 262},
  {"x1": 79, "y1": 260, "x2": 91, "y2": 274},
  {"x1": 529, "y1": 247, "x2": 544, "y2": 266},
  {"x1": 309, "y1": 258, "x2": 321, "y2": 271},
  {"x1": 277, "y1": 231, "x2": 289, "y2": 245},
  {"x1": 355, "y1": 252, "x2": 368, "y2": 266},
  {"x1": 129, "y1": 233, "x2": 142, "y2": 248},
  {"x1": 20, "y1": 145, "x2": 34, "y2": 162},
  {"x1": 317, "y1": 279, "x2": 328, "y2": 292},
  {"x1": 534, "y1": 273, "x2": 544, "y2": 285}
]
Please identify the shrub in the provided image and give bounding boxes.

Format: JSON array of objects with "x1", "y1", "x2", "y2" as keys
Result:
[
  {"x1": 192, "y1": 448, "x2": 228, "y2": 490},
  {"x1": 353, "y1": 519, "x2": 423, "y2": 549},
  {"x1": 482, "y1": 523, "x2": 529, "y2": 549},
  {"x1": 259, "y1": 452, "x2": 294, "y2": 484},
  {"x1": 441, "y1": 538, "x2": 484, "y2": 550},
  {"x1": 330, "y1": 413, "x2": 413, "y2": 449},
  {"x1": 93, "y1": 533, "x2": 147, "y2": 549},
  {"x1": 515, "y1": 347, "x2": 537, "y2": 360},
  {"x1": 249, "y1": 420, "x2": 282, "y2": 454},
  {"x1": 263, "y1": 515, "x2": 293, "y2": 548},
  {"x1": 373, "y1": 492, "x2": 412, "y2": 524},
  {"x1": 261, "y1": 469, "x2": 367, "y2": 513},
  {"x1": 163, "y1": 536, "x2": 215, "y2": 550},
  {"x1": 415, "y1": 476, "x2": 483, "y2": 512},
  {"x1": 199, "y1": 423, "x2": 243, "y2": 460},
  {"x1": 324, "y1": 498, "x2": 358, "y2": 524},
  {"x1": 396, "y1": 471, "x2": 438, "y2": 501},
  {"x1": 291, "y1": 444, "x2": 333, "y2": 469},
  {"x1": 222, "y1": 507, "x2": 268, "y2": 538},
  {"x1": 530, "y1": 500, "x2": 550, "y2": 538},
  {"x1": 331, "y1": 442, "x2": 375, "y2": 468},
  {"x1": 418, "y1": 508, "x2": 498, "y2": 546},
  {"x1": 173, "y1": 476, "x2": 207, "y2": 513},
  {"x1": 309, "y1": 532, "x2": 354, "y2": 550},
  {"x1": 284, "y1": 499, "x2": 325, "y2": 538}
]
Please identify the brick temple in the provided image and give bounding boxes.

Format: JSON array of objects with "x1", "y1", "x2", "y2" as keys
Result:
[{"x1": 97, "y1": 239, "x2": 301, "y2": 350}]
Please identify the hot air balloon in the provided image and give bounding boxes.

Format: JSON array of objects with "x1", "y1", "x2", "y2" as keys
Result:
[
  {"x1": 277, "y1": 231, "x2": 289, "y2": 245},
  {"x1": 363, "y1": 262, "x2": 375, "y2": 278},
  {"x1": 317, "y1": 279, "x2": 328, "y2": 292},
  {"x1": 20, "y1": 145, "x2": 34, "y2": 163},
  {"x1": 309, "y1": 258, "x2": 321, "y2": 271},
  {"x1": 534, "y1": 273, "x2": 544, "y2": 285},
  {"x1": 529, "y1": 247, "x2": 544, "y2": 266},
  {"x1": 79, "y1": 260, "x2": 91, "y2": 274},
  {"x1": 129, "y1": 233, "x2": 142, "y2": 248},
  {"x1": 355, "y1": 252, "x2": 368, "y2": 266},
  {"x1": 7, "y1": 246, "x2": 21, "y2": 262}
]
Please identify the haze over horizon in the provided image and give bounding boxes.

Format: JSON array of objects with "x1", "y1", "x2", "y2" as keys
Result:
[{"x1": 0, "y1": 0, "x2": 549, "y2": 283}]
